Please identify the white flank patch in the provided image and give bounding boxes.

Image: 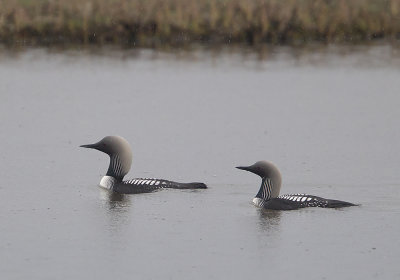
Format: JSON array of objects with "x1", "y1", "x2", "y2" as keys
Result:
[
  {"x1": 253, "y1": 197, "x2": 265, "y2": 207},
  {"x1": 155, "y1": 181, "x2": 160, "y2": 186},
  {"x1": 301, "y1": 197, "x2": 307, "y2": 202},
  {"x1": 99, "y1": 176, "x2": 116, "y2": 190}
]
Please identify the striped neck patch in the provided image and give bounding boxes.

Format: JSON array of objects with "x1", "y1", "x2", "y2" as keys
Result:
[{"x1": 255, "y1": 177, "x2": 273, "y2": 200}]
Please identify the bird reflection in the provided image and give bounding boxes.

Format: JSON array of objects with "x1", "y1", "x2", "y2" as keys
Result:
[
  {"x1": 99, "y1": 188, "x2": 131, "y2": 210},
  {"x1": 98, "y1": 188, "x2": 133, "y2": 240},
  {"x1": 257, "y1": 208, "x2": 282, "y2": 232}
]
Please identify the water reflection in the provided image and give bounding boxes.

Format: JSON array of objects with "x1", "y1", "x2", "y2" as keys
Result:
[
  {"x1": 2, "y1": 43, "x2": 400, "y2": 69},
  {"x1": 257, "y1": 208, "x2": 282, "y2": 233},
  {"x1": 98, "y1": 188, "x2": 133, "y2": 242},
  {"x1": 99, "y1": 188, "x2": 131, "y2": 210}
]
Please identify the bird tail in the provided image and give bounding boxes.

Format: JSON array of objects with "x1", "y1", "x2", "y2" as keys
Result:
[{"x1": 326, "y1": 199, "x2": 358, "y2": 208}]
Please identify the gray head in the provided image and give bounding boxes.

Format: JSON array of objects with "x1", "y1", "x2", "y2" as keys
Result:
[
  {"x1": 80, "y1": 136, "x2": 132, "y2": 180},
  {"x1": 236, "y1": 161, "x2": 282, "y2": 199}
]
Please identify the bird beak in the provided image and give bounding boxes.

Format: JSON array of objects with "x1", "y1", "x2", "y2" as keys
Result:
[
  {"x1": 80, "y1": 143, "x2": 98, "y2": 149},
  {"x1": 236, "y1": 165, "x2": 252, "y2": 172}
]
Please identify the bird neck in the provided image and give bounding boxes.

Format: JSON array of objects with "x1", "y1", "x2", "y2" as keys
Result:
[
  {"x1": 106, "y1": 153, "x2": 131, "y2": 181},
  {"x1": 255, "y1": 177, "x2": 279, "y2": 200}
]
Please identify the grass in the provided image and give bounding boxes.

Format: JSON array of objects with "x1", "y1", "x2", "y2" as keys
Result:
[{"x1": 1, "y1": 0, "x2": 400, "y2": 47}]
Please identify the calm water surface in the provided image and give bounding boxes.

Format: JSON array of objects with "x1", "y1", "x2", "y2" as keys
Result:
[{"x1": 0, "y1": 45, "x2": 400, "y2": 279}]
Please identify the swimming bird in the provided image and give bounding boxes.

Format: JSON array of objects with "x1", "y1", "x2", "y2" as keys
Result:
[
  {"x1": 236, "y1": 161, "x2": 356, "y2": 210},
  {"x1": 81, "y1": 136, "x2": 207, "y2": 193}
]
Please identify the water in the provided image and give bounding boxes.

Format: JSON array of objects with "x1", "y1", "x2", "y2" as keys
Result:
[{"x1": 0, "y1": 45, "x2": 400, "y2": 279}]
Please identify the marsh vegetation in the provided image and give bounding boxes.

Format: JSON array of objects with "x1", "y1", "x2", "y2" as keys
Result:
[{"x1": 1, "y1": 0, "x2": 400, "y2": 47}]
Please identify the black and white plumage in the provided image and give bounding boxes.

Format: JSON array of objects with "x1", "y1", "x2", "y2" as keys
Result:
[
  {"x1": 236, "y1": 161, "x2": 356, "y2": 210},
  {"x1": 81, "y1": 136, "x2": 207, "y2": 194}
]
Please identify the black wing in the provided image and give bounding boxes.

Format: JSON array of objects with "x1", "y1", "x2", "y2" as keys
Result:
[
  {"x1": 265, "y1": 194, "x2": 356, "y2": 210},
  {"x1": 113, "y1": 178, "x2": 206, "y2": 194},
  {"x1": 264, "y1": 197, "x2": 307, "y2": 210}
]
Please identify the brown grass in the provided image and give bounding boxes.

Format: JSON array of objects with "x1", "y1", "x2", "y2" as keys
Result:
[{"x1": 1, "y1": 0, "x2": 400, "y2": 46}]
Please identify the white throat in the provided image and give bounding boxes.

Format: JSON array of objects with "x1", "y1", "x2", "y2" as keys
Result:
[{"x1": 99, "y1": 176, "x2": 117, "y2": 190}]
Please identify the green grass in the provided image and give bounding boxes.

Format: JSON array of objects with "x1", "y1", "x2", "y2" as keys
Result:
[{"x1": 1, "y1": 0, "x2": 400, "y2": 47}]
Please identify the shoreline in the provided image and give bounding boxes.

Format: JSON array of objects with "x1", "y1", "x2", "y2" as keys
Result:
[{"x1": 1, "y1": 0, "x2": 400, "y2": 48}]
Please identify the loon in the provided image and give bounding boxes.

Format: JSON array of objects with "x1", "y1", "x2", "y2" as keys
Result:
[
  {"x1": 80, "y1": 136, "x2": 207, "y2": 193},
  {"x1": 236, "y1": 161, "x2": 357, "y2": 210}
]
